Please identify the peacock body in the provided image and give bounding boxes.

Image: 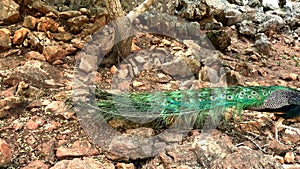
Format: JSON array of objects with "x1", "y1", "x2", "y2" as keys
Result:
[{"x1": 96, "y1": 86, "x2": 300, "y2": 128}]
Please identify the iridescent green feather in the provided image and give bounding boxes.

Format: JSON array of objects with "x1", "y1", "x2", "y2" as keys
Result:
[{"x1": 95, "y1": 86, "x2": 299, "y2": 128}]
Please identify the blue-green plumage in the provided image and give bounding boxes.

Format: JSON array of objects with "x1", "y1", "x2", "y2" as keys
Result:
[{"x1": 96, "y1": 86, "x2": 300, "y2": 126}]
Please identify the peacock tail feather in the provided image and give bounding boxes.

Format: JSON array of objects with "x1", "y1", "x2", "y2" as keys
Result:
[{"x1": 95, "y1": 86, "x2": 300, "y2": 128}]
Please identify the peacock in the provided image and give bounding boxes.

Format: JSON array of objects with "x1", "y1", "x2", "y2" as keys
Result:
[{"x1": 95, "y1": 86, "x2": 300, "y2": 141}]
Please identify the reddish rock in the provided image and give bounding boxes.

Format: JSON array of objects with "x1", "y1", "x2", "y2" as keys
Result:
[
  {"x1": 26, "y1": 135, "x2": 37, "y2": 145},
  {"x1": 43, "y1": 45, "x2": 67, "y2": 62},
  {"x1": 26, "y1": 115, "x2": 45, "y2": 130},
  {"x1": 0, "y1": 139, "x2": 12, "y2": 166},
  {"x1": 295, "y1": 156, "x2": 300, "y2": 163},
  {"x1": 284, "y1": 152, "x2": 295, "y2": 164},
  {"x1": 50, "y1": 157, "x2": 109, "y2": 169},
  {"x1": 27, "y1": 100, "x2": 43, "y2": 109},
  {"x1": 56, "y1": 140, "x2": 99, "y2": 159},
  {"x1": 37, "y1": 139, "x2": 55, "y2": 162},
  {"x1": 25, "y1": 51, "x2": 46, "y2": 61},
  {"x1": 13, "y1": 28, "x2": 30, "y2": 45},
  {"x1": 0, "y1": 85, "x2": 17, "y2": 97},
  {"x1": 23, "y1": 15, "x2": 38, "y2": 29},
  {"x1": 274, "y1": 155, "x2": 284, "y2": 164},
  {"x1": 37, "y1": 17, "x2": 59, "y2": 33},
  {"x1": 45, "y1": 121, "x2": 61, "y2": 131},
  {"x1": 21, "y1": 160, "x2": 49, "y2": 169}
]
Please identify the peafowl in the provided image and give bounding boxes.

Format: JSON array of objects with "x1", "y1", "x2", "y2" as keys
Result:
[{"x1": 96, "y1": 86, "x2": 300, "y2": 141}]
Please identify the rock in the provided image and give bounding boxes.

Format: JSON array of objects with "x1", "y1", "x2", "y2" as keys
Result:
[
  {"x1": 10, "y1": 60, "x2": 66, "y2": 88},
  {"x1": 224, "y1": 8, "x2": 242, "y2": 26},
  {"x1": 205, "y1": 22, "x2": 223, "y2": 30},
  {"x1": 45, "y1": 101, "x2": 67, "y2": 115},
  {"x1": 25, "y1": 51, "x2": 46, "y2": 62},
  {"x1": 281, "y1": 73, "x2": 298, "y2": 81},
  {"x1": 67, "y1": 15, "x2": 89, "y2": 33},
  {"x1": 52, "y1": 32, "x2": 73, "y2": 42},
  {"x1": 268, "y1": 139, "x2": 291, "y2": 155},
  {"x1": 23, "y1": 15, "x2": 38, "y2": 29},
  {"x1": 263, "y1": 0, "x2": 280, "y2": 10},
  {"x1": 116, "y1": 163, "x2": 135, "y2": 169},
  {"x1": 247, "y1": 0, "x2": 262, "y2": 7},
  {"x1": 284, "y1": 152, "x2": 295, "y2": 163},
  {"x1": 222, "y1": 70, "x2": 245, "y2": 85},
  {"x1": 142, "y1": 130, "x2": 282, "y2": 168},
  {"x1": 211, "y1": 146, "x2": 282, "y2": 168},
  {"x1": 31, "y1": 0, "x2": 59, "y2": 16},
  {"x1": 224, "y1": 6, "x2": 256, "y2": 26},
  {"x1": 0, "y1": 0, "x2": 20, "y2": 23},
  {"x1": 206, "y1": 0, "x2": 230, "y2": 16},
  {"x1": 161, "y1": 57, "x2": 194, "y2": 78},
  {"x1": 78, "y1": 54, "x2": 98, "y2": 73},
  {"x1": 79, "y1": 8, "x2": 91, "y2": 16},
  {"x1": 199, "y1": 66, "x2": 219, "y2": 83},
  {"x1": 56, "y1": 140, "x2": 99, "y2": 159},
  {"x1": 37, "y1": 139, "x2": 55, "y2": 162},
  {"x1": 132, "y1": 81, "x2": 144, "y2": 87},
  {"x1": 257, "y1": 14, "x2": 284, "y2": 33},
  {"x1": 43, "y1": 45, "x2": 67, "y2": 62},
  {"x1": 0, "y1": 139, "x2": 12, "y2": 167},
  {"x1": 0, "y1": 29, "x2": 12, "y2": 49},
  {"x1": 13, "y1": 28, "x2": 30, "y2": 45},
  {"x1": 238, "y1": 20, "x2": 256, "y2": 37},
  {"x1": 117, "y1": 66, "x2": 129, "y2": 79},
  {"x1": 50, "y1": 157, "x2": 111, "y2": 169},
  {"x1": 296, "y1": 156, "x2": 300, "y2": 163},
  {"x1": 274, "y1": 155, "x2": 285, "y2": 164},
  {"x1": 59, "y1": 11, "x2": 82, "y2": 19},
  {"x1": 152, "y1": 73, "x2": 173, "y2": 83},
  {"x1": 45, "y1": 121, "x2": 61, "y2": 131},
  {"x1": 125, "y1": 127, "x2": 155, "y2": 138},
  {"x1": 176, "y1": 0, "x2": 207, "y2": 19},
  {"x1": 206, "y1": 30, "x2": 231, "y2": 51},
  {"x1": 282, "y1": 164, "x2": 300, "y2": 169},
  {"x1": 22, "y1": 160, "x2": 49, "y2": 169},
  {"x1": 26, "y1": 115, "x2": 45, "y2": 130},
  {"x1": 255, "y1": 33, "x2": 271, "y2": 55},
  {"x1": 37, "y1": 17, "x2": 60, "y2": 33}
]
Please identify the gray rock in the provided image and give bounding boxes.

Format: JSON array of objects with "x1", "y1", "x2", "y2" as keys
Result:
[
  {"x1": 176, "y1": 0, "x2": 208, "y2": 20},
  {"x1": 238, "y1": 20, "x2": 256, "y2": 36},
  {"x1": 161, "y1": 57, "x2": 194, "y2": 78},
  {"x1": 78, "y1": 54, "x2": 98, "y2": 73},
  {"x1": 247, "y1": 0, "x2": 262, "y2": 8},
  {"x1": 255, "y1": 33, "x2": 271, "y2": 55},
  {"x1": 257, "y1": 14, "x2": 284, "y2": 32},
  {"x1": 142, "y1": 130, "x2": 283, "y2": 169},
  {"x1": 225, "y1": 8, "x2": 243, "y2": 26},
  {"x1": 199, "y1": 66, "x2": 220, "y2": 83}
]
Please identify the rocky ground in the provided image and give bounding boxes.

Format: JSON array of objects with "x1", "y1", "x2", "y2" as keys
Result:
[{"x1": 0, "y1": 0, "x2": 300, "y2": 168}]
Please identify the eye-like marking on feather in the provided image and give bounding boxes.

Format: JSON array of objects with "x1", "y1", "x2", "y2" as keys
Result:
[
  {"x1": 210, "y1": 96, "x2": 216, "y2": 100},
  {"x1": 227, "y1": 95, "x2": 233, "y2": 100},
  {"x1": 96, "y1": 85, "x2": 300, "y2": 121}
]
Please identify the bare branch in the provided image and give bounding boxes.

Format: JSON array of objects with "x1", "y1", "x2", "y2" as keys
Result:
[{"x1": 127, "y1": 0, "x2": 155, "y2": 21}]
